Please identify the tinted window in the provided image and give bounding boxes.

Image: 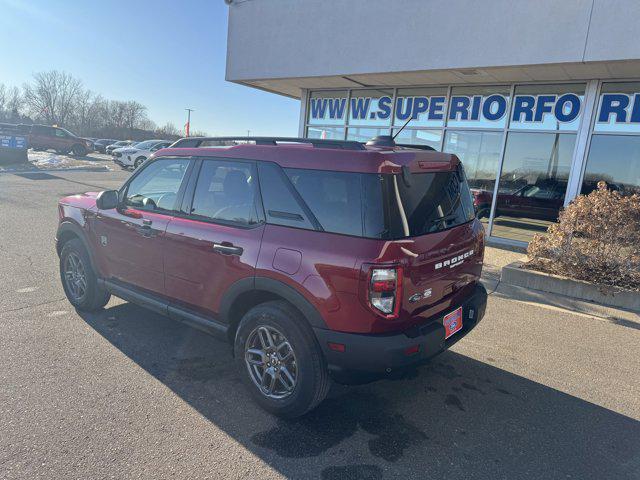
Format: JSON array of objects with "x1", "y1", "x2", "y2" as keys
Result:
[
  {"x1": 190, "y1": 160, "x2": 259, "y2": 225},
  {"x1": 257, "y1": 162, "x2": 313, "y2": 229},
  {"x1": 581, "y1": 135, "x2": 640, "y2": 195},
  {"x1": 286, "y1": 168, "x2": 363, "y2": 236},
  {"x1": 55, "y1": 129, "x2": 67, "y2": 138},
  {"x1": 388, "y1": 168, "x2": 475, "y2": 237},
  {"x1": 125, "y1": 158, "x2": 190, "y2": 211}
]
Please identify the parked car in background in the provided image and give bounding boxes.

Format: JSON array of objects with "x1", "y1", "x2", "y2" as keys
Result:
[
  {"x1": 56, "y1": 135, "x2": 487, "y2": 417},
  {"x1": 13, "y1": 124, "x2": 94, "y2": 156},
  {"x1": 106, "y1": 140, "x2": 137, "y2": 155},
  {"x1": 112, "y1": 139, "x2": 171, "y2": 169},
  {"x1": 93, "y1": 139, "x2": 119, "y2": 154}
]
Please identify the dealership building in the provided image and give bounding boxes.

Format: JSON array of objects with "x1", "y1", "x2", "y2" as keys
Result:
[{"x1": 226, "y1": 0, "x2": 640, "y2": 246}]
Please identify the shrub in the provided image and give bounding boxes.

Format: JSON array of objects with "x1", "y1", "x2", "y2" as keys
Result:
[{"x1": 525, "y1": 181, "x2": 640, "y2": 291}]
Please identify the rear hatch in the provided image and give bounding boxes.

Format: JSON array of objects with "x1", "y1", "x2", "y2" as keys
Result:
[{"x1": 363, "y1": 164, "x2": 484, "y2": 319}]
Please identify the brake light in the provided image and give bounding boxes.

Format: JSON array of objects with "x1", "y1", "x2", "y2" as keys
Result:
[{"x1": 368, "y1": 267, "x2": 402, "y2": 318}]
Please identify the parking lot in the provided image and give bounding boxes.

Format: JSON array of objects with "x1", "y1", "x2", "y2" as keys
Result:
[{"x1": 1, "y1": 165, "x2": 639, "y2": 479}]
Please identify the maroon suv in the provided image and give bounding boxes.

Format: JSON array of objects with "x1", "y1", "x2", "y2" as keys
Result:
[{"x1": 56, "y1": 136, "x2": 487, "y2": 417}]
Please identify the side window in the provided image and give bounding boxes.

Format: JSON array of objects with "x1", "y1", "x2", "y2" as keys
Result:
[
  {"x1": 190, "y1": 159, "x2": 259, "y2": 225},
  {"x1": 257, "y1": 162, "x2": 314, "y2": 229},
  {"x1": 55, "y1": 129, "x2": 67, "y2": 138},
  {"x1": 125, "y1": 158, "x2": 191, "y2": 211},
  {"x1": 285, "y1": 168, "x2": 363, "y2": 236}
]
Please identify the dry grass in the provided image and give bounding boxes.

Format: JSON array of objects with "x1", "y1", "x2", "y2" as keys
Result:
[{"x1": 524, "y1": 181, "x2": 640, "y2": 291}]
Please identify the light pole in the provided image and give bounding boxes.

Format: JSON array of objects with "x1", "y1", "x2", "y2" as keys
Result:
[{"x1": 185, "y1": 108, "x2": 194, "y2": 137}]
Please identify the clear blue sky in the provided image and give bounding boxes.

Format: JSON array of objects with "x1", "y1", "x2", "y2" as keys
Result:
[{"x1": 0, "y1": 0, "x2": 300, "y2": 136}]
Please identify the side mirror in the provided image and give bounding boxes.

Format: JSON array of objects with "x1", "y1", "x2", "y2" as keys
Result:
[{"x1": 96, "y1": 190, "x2": 119, "y2": 210}]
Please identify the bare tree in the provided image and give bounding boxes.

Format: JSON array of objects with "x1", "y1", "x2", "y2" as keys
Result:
[
  {"x1": 0, "y1": 86, "x2": 24, "y2": 122},
  {"x1": 156, "y1": 122, "x2": 179, "y2": 137},
  {"x1": 123, "y1": 101, "x2": 147, "y2": 130},
  {"x1": 23, "y1": 71, "x2": 83, "y2": 126},
  {"x1": 71, "y1": 90, "x2": 105, "y2": 136}
]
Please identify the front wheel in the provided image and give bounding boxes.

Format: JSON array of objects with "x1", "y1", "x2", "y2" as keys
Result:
[
  {"x1": 134, "y1": 156, "x2": 146, "y2": 168},
  {"x1": 234, "y1": 301, "x2": 330, "y2": 418},
  {"x1": 59, "y1": 239, "x2": 110, "y2": 311}
]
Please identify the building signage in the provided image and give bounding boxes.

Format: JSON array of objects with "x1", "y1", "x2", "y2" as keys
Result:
[
  {"x1": 310, "y1": 93, "x2": 583, "y2": 126},
  {"x1": 597, "y1": 93, "x2": 640, "y2": 124}
]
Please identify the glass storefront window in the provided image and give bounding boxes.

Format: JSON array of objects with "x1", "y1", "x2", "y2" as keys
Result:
[
  {"x1": 306, "y1": 126, "x2": 346, "y2": 140},
  {"x1": 594, "y1": 81, "x2": 640, "y2": 134},
  {"x1": 394, "y1": 87, "x2": 448, "y2": 128},
  {"x1": 308, "y1": 90, "x2": 348, "y2": 126},
  {"x1": 348, "y1": 88, "x2": 394, "y2": 127},
  {"x1": 392, "y1": 128, "x2": 442, "y2": 149},
  {"x1": 346, "y1": 127, "x2": 390, "y2": 142},
  {"x1": 443, "y1": 130, "x2": 504, "y2": 224},
  {"x1": 492, "y1": 132, "x2": 575, "y2": 242},
  {"x1": 581, "y1": 135, "x2": 640, "y2": 195},
  {"x1": 447, "y1": 86, "x2": 511, "y2": 129},
  {"x1": 509, "y1": 84, "x2": 585, "y2": 132}
]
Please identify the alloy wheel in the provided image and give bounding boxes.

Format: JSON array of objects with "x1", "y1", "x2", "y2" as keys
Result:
[
  {"x1": 244, "y1": 325, "x2": 298, "y2": 399},
  {"x1": 64, "y1": 252, "x2": 87, "y2": 302}
]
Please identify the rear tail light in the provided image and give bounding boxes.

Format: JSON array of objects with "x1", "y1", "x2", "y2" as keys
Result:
[{"x1": 368, "y1": 267, "x2": 402, "y2": 319}]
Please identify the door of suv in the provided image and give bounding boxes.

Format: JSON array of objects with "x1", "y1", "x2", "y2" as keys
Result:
[
  {"x1": 91, "y1": 157, "x2": 193, "y2": 296},
  {"x1": 163, "y1": 158, "x2": 264, "y2": 317}
]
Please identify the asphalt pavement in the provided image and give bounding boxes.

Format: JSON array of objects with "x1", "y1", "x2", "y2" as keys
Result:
[{"x1": 1, "y1": 167, "x2": 639, "y2": 479}]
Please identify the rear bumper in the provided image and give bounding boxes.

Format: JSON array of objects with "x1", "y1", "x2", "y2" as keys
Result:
[{"x1": 314, "y1": 283, "x2": 487, "y2": 383}]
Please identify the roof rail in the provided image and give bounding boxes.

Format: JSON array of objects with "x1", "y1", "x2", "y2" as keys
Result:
[
  {"x1": 170, "y1": 136, "x2": 366, "y2": 150},
  {"x1": 396, "y1": 143, "x2": 436, "y2": 151}
]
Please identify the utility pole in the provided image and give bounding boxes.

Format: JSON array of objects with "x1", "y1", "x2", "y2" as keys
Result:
[
  {"x1": 247, "y1": 129, "x2": 251, "y2": 137},
  {"x1": 185, "y1": 108, "x2": 194, "y2": 137}
]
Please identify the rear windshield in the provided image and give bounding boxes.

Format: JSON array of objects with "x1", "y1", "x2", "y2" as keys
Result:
[{"x1": 260, "y1": 163, "x2": 475, "y2": 239}]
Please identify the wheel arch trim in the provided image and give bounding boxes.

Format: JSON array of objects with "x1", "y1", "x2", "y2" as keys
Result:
[{"x1": 219, "y1": 276, "x2": 328, "y2": 331}]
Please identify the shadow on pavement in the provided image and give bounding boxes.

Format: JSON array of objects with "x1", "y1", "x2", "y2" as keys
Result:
[{"x1": 80, "y1": 302, "x2": 640, "y2": 480}]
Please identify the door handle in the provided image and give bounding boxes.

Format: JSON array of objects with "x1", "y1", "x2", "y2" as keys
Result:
[
  {"x1": 212, "y1": 242, "x2": 243, "y2": 256},
  {"x1": 137, "y1": 219, "x2": 154, "y2": 237}
]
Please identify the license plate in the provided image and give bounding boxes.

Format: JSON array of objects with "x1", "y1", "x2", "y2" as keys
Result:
[{"x1": 443, "y1": 307, "x2": 463, "y2": 339}]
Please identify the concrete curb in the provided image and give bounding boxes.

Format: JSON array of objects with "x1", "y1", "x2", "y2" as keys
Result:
[{"x1": 501, "y1": 261, "x2": 640, "y2": 313}]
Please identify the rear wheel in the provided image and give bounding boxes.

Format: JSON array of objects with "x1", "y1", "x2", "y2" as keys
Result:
[
  {"x1": 71, "y1": 144, "x2": 87, "y2": 156},
  {"x1": 234, "y1": 301, "x2": 330, "y2": 418},
  {"x1": 59, "y1": 239, "x2": 110, "y2": 311}
]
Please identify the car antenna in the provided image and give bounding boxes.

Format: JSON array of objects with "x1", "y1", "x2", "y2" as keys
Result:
[{"x1": 392, "y1": 115, "x2": 414, "y2": 140}]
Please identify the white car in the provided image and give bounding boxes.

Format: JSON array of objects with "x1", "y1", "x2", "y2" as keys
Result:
[{"x1": 112, "y1": 140, "x2": 172, "y2": 169}]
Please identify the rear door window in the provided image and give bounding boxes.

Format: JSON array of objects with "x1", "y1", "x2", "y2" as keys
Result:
[{"x1": 190, "y1": 159, "x2": 260, "y2": 226}]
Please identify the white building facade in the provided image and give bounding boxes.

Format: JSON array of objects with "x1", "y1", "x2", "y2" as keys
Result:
[{"x1": 226, "y1": 0, "x2": 640, "y2": 246}]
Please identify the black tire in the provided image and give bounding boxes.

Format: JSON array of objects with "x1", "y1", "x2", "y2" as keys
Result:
[
  {"x1": 59, "y1": 238, "x2": 110, "y2": 311},
  {"x1": 234, "y1": 301, "x2": 330, "y2": 418},
  {"x1": 476, "y1": 206, "x2": 490, "y2": 219},
  {"x1": 71, "y1": 144, "x2": 87, "y2": 156},
  {"x1": 134, "y1": 156, "x2": 146, "y2": 168}
]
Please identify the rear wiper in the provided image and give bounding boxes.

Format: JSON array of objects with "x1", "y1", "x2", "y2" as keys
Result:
[{"x1": 430, "y1": 213, "x2": 458, "y2": 225}]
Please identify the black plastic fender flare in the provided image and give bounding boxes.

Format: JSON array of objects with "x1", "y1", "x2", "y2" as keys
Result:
[{"x1": 219, "y1": 276, "x2": 328, "y2": 330}]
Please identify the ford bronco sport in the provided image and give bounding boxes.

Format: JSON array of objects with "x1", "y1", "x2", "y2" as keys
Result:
[{"x1": 56, "y1": 136, "x2": 487, "y2": 417}]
